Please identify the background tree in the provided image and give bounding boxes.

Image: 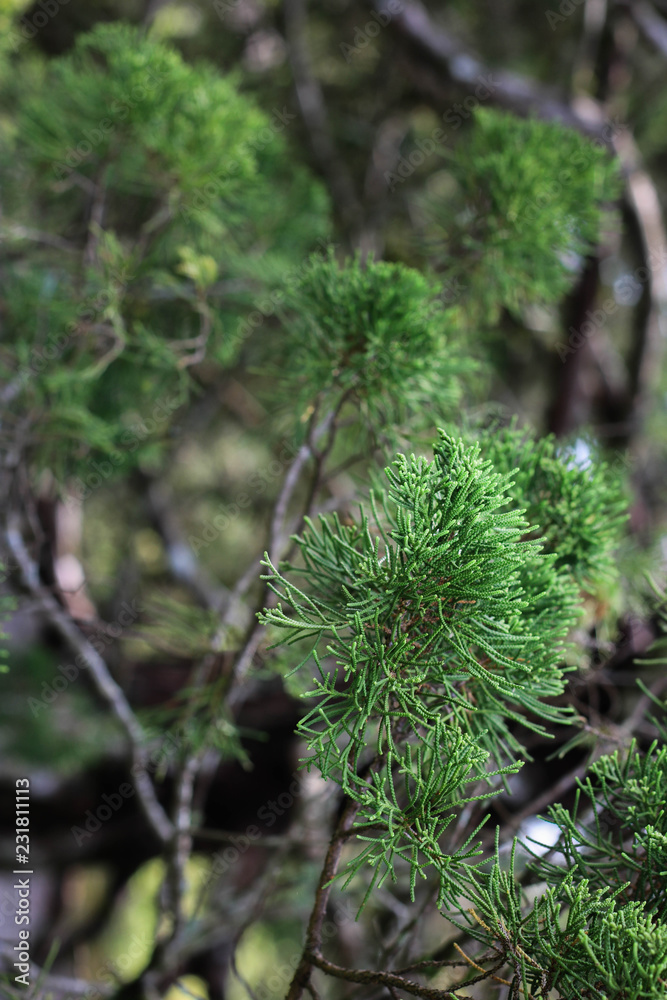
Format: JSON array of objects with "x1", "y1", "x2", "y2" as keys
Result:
[{"x1": 0, "y1": 2, "x2": 667, "y2": 999}]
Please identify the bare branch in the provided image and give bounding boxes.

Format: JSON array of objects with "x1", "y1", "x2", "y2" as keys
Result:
[
  {"x1": 613, "y1": 129, "x2": 667, "y2": 444},
  {"x1": 142, "y1": 473, "x2": 228, "y2": 611},
  {"x1": 4, "y1": 515, "x2": 174, "y2": 844},
  {"x1": 630, "y1": 1, "x2": 667, "y2": 58},
  {"x1": 283, "y1": 0, "x2": 363, "y2": 238},
  {"x1": 307, "y1": 951, "x2": 463, "y2": 1000},
  {"x1": 0, "y1": 224, "x2": 79, "y2": 254},
  {"x1": 375, "y1": 0, "x2": 613, "y2": 141},
  {"x1": 286, "y1": 798, "x2": 362, "y2": 1000}
]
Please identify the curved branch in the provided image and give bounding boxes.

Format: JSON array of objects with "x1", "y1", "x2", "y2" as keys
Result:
[
  {"x1": 375, "y1": 0, "x2": 614, "y2": 141},
  {"x1": 4, "y1": 515, "x2": 174, "y2": 845},
  {"x1": 307, "y1": 951, "x2": 464, "y2": 1000}
]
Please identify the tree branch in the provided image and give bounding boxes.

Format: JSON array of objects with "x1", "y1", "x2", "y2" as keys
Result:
[
  {"x1": 4, "y1": 514, "x2": 174, "y2": 844},
  {"x1": 374, "y1": 0, "x2": 613, "y2": 140},
  {"x1": 283, "y1": 0, "x2": 363, "y2": 240},
  {"x1": 307, "y1": 951, "x2": 464, "y2": 999},
  {"x1": 630, "y1": 0, "x2": 667, "y2": 59},
  {"x1": 286, "y1": 797, "x2": 362, "y2": 1000},
  {"x1": 613, "y1": 129, "x2": 667, "y2": 444}
]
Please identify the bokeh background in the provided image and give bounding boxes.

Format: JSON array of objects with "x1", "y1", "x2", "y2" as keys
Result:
[{"x1": 1, "y1": 1, "x2": 667, "y2": 998}]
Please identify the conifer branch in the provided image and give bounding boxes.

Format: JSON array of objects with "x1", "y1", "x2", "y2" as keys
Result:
[
  {"x1": 3, "y1": 21, "x2": 664, "y2": 996},
  {"x1": 287, "y1": 797, "x2": 362, "y2": 1000},
  {"x1": 306, "y1": 952, "x2": 464, "y2": 999}
]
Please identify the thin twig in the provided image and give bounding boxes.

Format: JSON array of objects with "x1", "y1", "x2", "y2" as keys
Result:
[
  {"x1": 307, "y1": 951, "x2": 462, "y2": 1000},
  {"x1": 286, "y1": 797, "x2": 362, "y2": 1000},
  {"x1": 268, "y1": 403, "x2": 325, "y2": 565},
  {"x1": 228, "y1": 840, "x2": 294, "y2": 995},
  {"x1": 0, "y1": 225, "x2": 79, "y2": 254},
  {"x1": 221, "y1": 399, "x2": 348, "y2": 642},
  {"x1": 190, "y1": 826, "x2": 312, "y2": 848},
  {"x1": 159, "y1": 642, "x2": 231, "y2": 947},
  {"x1": 227, "y1": 402, "x2": 345, "y2": 700},
  {"x1": 4, "y1": 515, "x2": 173, "y2": 844},
  {"x1": 168, "y1": 749, "x2": 205, "y2": 940},
  {"x1": 374, "y1": 882, "x2": 439, "y2": 975},
  {"x1": 283, "y1": 0, "x2": 363, "y2": 239},
  {"x1": 142, "y1": 473, "x2": 227, "y2": 611},
  {"x1": 613, "y1": 128, "x2": 667, "y2": 445},
  {"x1": 174, "y1": 301, "x2": 213, "y2": 370},
  {"x1": 83, "y1": 174, "x2": 107, "y2": 267}
]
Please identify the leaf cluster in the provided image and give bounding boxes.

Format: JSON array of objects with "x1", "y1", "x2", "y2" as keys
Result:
[
  {"x1": 261, "y1": 433, "x2": 588, "y2": 905},
  {"x1": 475, "y1": 423, "x2": 628, "y2": 591},
  {"x1": 458, "y1": 734, "x2": 667, "y2": 999},
  {"x1": 464, "y1": 840, "x2": 667, "y2": 999},
  {"x1": 0, "y1": 24, "x2": 328, "y2": 482},
  {"x1": 267, "y1": 251, "x2": 476, "y2": 441},
  {"x1": 533, "y1": 740, "x2": 667, "y2": 921},
  {"x1": 421, "y1": 108, "x2": 620, "y2": 317}
]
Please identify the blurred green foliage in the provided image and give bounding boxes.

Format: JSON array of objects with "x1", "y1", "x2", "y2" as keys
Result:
[
  {"x1": 1, "y1": 8, "x2": 665, "y2": 999},
  {"x1": 0, "y1": 22, "x2": 329, "y2": 481},
  {"x1": 420, "y1": 109, "x2": 620, "y2": 320}
]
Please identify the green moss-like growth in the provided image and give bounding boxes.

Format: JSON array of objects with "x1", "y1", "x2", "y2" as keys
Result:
[{"x1": 423, "y1": 108, "x2": 620, "y2": 317}]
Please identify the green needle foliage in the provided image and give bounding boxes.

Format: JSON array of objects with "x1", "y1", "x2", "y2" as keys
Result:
[
  {"x1": 475, "y1": 423, "x2": 629, "y2": 591},
  {"x1": 533, "y1": 740, "x2": 667, "y2": 920},
  {"x1": 456, "y1": 731, "x2": 667, "y2": 998},
  {"x1": 0, "y1": 23, "x2": 328, "y2": 480},
  {"x1": 267, "y1": 251, "x2": 476, "y2": 443},
  {"x1": 260, "y1": 428, "x2": 652, "y2": 994},
  {"x1": 463, "y1": 839, "x2": 667, "y2": 1000},
  {"x1": 1, "y1": 17, "x2": 662, "y2": 997},
  {"x1": 422, "y1": 108, "x2": 620, "y2": 318},
  {"x1": 261, "y1": 433, "x2": 594, "y2": 907}
]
